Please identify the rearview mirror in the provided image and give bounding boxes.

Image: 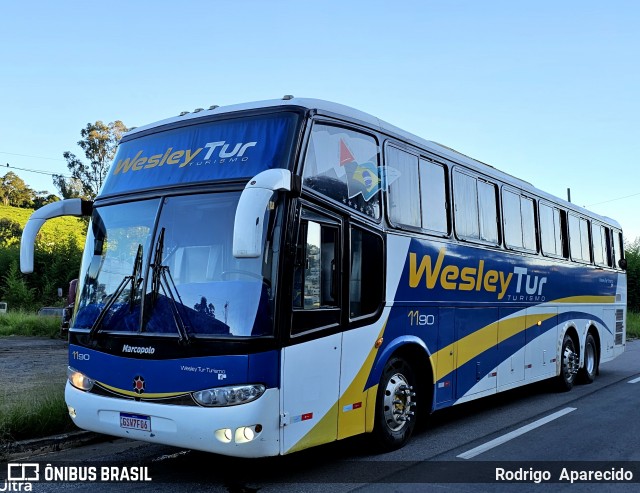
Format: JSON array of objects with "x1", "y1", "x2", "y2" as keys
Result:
[
  {"x1": 233, "y1": 169, "x2": 298, "y2": 258},
  {"x1": 20, "y1": 199, "x2": 93, "y2": 273}
]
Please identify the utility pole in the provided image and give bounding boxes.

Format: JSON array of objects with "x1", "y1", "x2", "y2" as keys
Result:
[{"x1": 567, "y1": 188, "x2": 571, "y2": 203}]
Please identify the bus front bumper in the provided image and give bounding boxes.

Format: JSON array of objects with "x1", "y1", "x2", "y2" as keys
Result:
[{"x1": 65, "y1": 382, "x2": 281, "y2": 458}]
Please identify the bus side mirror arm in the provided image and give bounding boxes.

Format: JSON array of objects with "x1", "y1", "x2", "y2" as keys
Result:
[
  {"x1": 233, "y1": 169, "x2": 300, "y2": 258},
  {"x1": 20, "y1": 198, "x2": 93, "y2": 274}
]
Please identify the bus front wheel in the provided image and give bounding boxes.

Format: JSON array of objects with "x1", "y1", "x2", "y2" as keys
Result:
[{"x1": 372, "y1": 356, "x2": 417, "y2": 451}]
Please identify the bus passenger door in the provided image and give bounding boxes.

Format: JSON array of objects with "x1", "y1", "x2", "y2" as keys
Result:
[{"x1": 281, "y1": 207, "x2": 343, "y2": 454}]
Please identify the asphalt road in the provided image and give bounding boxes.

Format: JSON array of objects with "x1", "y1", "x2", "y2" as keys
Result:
[{"x1": 3, "y1": 339, "x2": 639, "y2": 493}]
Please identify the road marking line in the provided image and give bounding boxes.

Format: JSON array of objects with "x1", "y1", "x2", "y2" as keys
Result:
[
  {"x1": 628, "y1": 376, "x2": 640, "y2": 384},
  {"x1": 457, "y1": 407, "x2": 577, "y2": 459}
]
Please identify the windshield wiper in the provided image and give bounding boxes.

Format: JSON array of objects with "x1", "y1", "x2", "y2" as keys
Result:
[
  {"x1": 89, "y1": 244, "x2": 143, "y2": 339},
  {"x1": 149, "y1": 227, "x2": 191, "y2": 344}
]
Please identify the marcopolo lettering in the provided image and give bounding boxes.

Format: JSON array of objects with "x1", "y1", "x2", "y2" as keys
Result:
[
  {"x1": 113, "y1": 140, "x2": 258, "y2": 175},
  {"x1": 122, "y1": 345, "x2": 156, "y2": 355}
]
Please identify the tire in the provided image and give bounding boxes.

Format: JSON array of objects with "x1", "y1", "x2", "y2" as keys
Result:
[
  {"x1": 372, "y1": 357, "x2": 417, "y2": 451},
  {"x1": 555, "y1": 333, "x2": 579, "y2": 392},
  {"x1": 577, "y1": 333, "x2": 597, "y2": 384}
]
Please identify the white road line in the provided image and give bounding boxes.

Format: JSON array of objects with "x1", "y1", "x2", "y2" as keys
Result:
[
  {"x1": 628, "y1": 376, "x2": 640, "y2": 384},
  {"x1": 457, "y1": 407, "x2": 577, "y2": 459}
]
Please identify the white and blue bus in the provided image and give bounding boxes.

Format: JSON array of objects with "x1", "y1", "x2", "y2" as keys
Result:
[{"x1": 21, "y1": 97, "x2": 627, "y2": 458}]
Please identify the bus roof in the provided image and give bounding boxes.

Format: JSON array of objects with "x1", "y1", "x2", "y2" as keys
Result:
[{"x1": 123, "y1": 96, "x2": 621, "y2": 230}]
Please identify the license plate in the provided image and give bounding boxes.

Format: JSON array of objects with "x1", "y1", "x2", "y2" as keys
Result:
[{"x1": 120, "y1": 412, "x2": 152, "y2": 432}]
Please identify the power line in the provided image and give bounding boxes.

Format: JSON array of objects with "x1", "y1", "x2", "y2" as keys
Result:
[
  {"x1": 0, "y1": 151, "x2": 65, "y2": 162},
  {"x1": 4, "y1": 162, "x2": 71, "y2": 178},
  {"x1": 586, "y1": 192, "x2": 640, "y2": 208}
]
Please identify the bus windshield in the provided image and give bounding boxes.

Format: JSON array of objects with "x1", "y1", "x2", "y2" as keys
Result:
[{"x1": 74, "y1": 191, "x2": 279, "y2": 338}]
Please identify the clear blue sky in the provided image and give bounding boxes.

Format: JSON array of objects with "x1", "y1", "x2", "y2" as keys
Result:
[{"x1": 2, "y1": 1, "x2": 639, "y2": 241}]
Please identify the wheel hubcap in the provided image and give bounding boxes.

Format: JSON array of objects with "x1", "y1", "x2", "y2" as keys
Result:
[
  {"x1": 383, "y1": 373, "x2": 416, "y2": 432},
  {"x1": 563, "y1": 343, "x2": 579, "y2": 380}
]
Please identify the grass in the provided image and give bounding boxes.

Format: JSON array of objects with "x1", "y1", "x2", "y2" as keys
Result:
[
  {"x1": 0, "y1": 311, "x2": 62, "y2": 337},
  {"x1": 0, "y1": 384, "x2": 75, "y2": 449},
  {"x1": 627, "y1": 311, "x2": 640, "y2": 339}
]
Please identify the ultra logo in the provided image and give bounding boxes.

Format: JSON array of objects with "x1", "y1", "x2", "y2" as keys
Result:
[
  {"x1": 113, "y1": 140, "x2": 258, "y2": 175},
  {"x1": 409, "y1": 248, "x2": 547, "y2": 301}
]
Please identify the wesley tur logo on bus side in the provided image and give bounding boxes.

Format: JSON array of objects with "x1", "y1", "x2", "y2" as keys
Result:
[{"x1": 409, "y1": 247, "x2": 548, "y2": 301}]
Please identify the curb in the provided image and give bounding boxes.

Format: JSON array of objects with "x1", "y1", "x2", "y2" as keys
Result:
[{"x1": 2, "y1": 431, "x2": 109, "y2": 461}]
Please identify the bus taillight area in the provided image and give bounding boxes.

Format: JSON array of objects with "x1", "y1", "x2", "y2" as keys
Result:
[{"x1": 65, "y1": 382, "x2": 282, "y2": 458}]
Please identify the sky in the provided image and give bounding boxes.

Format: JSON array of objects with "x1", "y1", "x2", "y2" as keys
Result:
[{"x1": 2, "y1": 0, "x2": 639, "y2": 241}]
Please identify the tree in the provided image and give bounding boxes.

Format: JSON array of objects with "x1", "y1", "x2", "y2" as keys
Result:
[
  {"x1": 0, "y1": 171, "x2": 35, "y2": 207},
  {"x1": 626, "y1": 239, "x2": 640, "y2": 313},
  {"x1": 58, "y1": 120, "x2": 128, "y2": 199},
  {"x1": 0, "y1": 218, "x2": 22, "y2": 246},
  {"x1": 32, "y1": 191, "x2": 60, "y2": 209},
  {"x1": 1, "y1": 260, "x2": 35, "y2": 310},
  {"x1": 51, "y1": 175, "x2": 85, "y2": 200}
]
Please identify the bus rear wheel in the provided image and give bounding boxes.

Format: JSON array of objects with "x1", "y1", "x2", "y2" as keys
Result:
[
  {"x1": 372, "y1": 357, "x2": 417, "y2": 451},
  {"x1": 578, "y1": 333, "x2": 597, "y2": 384},
  {"x1": 556, "y1": 333, "x2": 579, "y2": 392}
]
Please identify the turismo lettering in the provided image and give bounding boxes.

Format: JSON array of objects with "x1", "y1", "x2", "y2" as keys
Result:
[
  {"x1": 408, "y1": 248, "x2": 547, "y2": 301},
  {"x1": 113, "y1": 140, "x2": 257, "y2": 174}
]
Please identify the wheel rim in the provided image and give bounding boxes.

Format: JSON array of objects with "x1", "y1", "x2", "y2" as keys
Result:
[
  {"x1": 562, "y1": 339, "x2": 579, "y2": 382},
  {"x1": 585, "y1": 341, "x2": 596, "y2": 375},
  {"x1": 382, "y1": 372, "x2": 415, "y2": 432}
]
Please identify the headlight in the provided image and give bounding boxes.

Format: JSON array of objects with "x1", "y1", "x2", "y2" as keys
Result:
[
  {"x1": 67, "y1": 367, "x2": 94, "y2": 391},
  {"x1": 192, "y1": 384, "x2": 265, "y2": 407}
]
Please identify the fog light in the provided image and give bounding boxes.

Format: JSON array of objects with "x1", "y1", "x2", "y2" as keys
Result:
[
  {"x1": 214, "y1": 428, "x2": 232, "y2": 443},
  {"x1": 68, "y1": 406, "x2": 77, "y2": 418},
  {"x1": 234, "y1": 425, "x2": 261, "y2": 444}
]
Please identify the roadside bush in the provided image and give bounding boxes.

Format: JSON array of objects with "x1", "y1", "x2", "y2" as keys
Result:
[
  {"x1": 0, "y1": 311, "x2": 61, "y2": 337},
  {"x1": 626, "y1": 239, "x2": 640, "y2": 313}
]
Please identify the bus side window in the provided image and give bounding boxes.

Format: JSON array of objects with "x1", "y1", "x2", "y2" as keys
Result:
[
  {"x1": 419, "y1": 159, "x2": 449, "y2": 235},
  {"x1": 293, "y1": 211, "x2": 339, "y2": 310},
  {"x1": 503, "y1": 189, "x2": 536, "y2": 252},
  {"x1": 350, "y1": 226, "x2": 383, "y2": 318},
  {"x1": 615, "y1": 231, "x2": 625, "y2": 270},
  {"x1": 592, "y1": 223, "x2": 610, "y2": 267},
  {"x1": 569, "y1": 214, "x2": 591, "y2": 263}
]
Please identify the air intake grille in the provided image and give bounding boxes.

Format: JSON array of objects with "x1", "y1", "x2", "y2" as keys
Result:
[{"x1": 615, "y1": 309, "x2": 624, "y2": 345}]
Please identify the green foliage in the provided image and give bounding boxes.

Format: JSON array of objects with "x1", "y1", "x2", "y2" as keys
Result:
[
  {"x1": 626, "y1": 239, "x2": 640, "y2": 313},
  {"x1": 627, "y1": 311, "x2": 640, "y2": 339},
  {"x1": 0, "y1": 172, "x2": 34, "y2": 208},
  {"x1": 0, "y1": 311, "x2": 61, "y2": 337},
  {"x1": 0, "y1": 218, "x2": 22, "y2": 246},
  {"x1": 52, "y1": 175, "x2": 85, "y2": 200},
  {"x1": 2, "y1": 261, "x2": 35, "y2": 310},
  {"x1": 0, "y1": 203, "x2": 86, "y2": 249},
  {"x1": 32, "y1": 192, "x2": 60, "y2": 209},
  {"x1": 0, "y1": 204, "x2": 86, "y2": 310},
  {"x1": 0, "y1": 384, "x2": 73, "y2": 445},
  {"x1": 58, "y1": 120, "x2": 128, "y2": 199}
]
